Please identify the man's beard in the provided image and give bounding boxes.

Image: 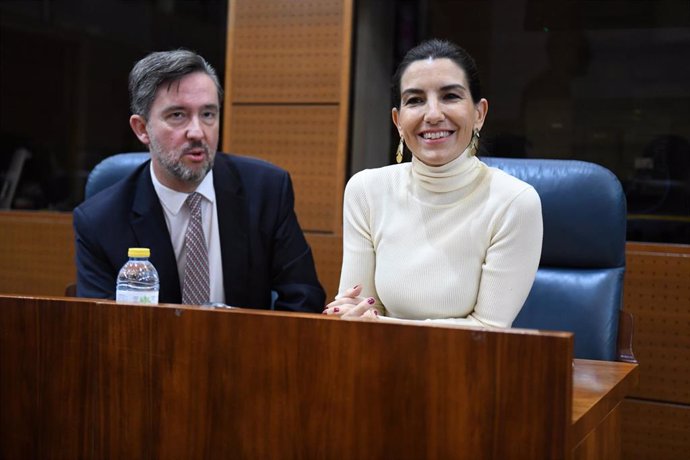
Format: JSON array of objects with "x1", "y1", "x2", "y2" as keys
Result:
[{"x1": 149, "y1": 136, "x2": 215, "y2": 184}]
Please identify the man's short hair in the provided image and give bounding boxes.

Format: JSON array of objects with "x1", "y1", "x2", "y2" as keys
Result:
[{"x1": 128, "y1": 49, "x2": 223, "y2": 119}]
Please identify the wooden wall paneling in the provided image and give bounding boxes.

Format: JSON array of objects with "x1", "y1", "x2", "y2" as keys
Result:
[
  {"x1": 228, "y1": 106, "x2": 341, "y2": 231},
  {"x1": 228, "y1": 0, "x2": 345, "y2": 103},
  {"x1": 625, "y1": 242, "x2": 690, "y2": 255},
  {"x1": 305, "y1": 233, "x2": 342, "y2": 301},
  {"x1": 223, "y1": 0, "x2": 353, "y2": 269},
  {"x1": 621, "y1": 399, "x2": 690, "y2": 460},
  {"x1": 0, "y1": 211, "x2": 76, "y2": 296},
  {"x1": 333, "y1": 0, "x2": 353, "y2": 236},
  {"x1": 332, "y1": 0, "x2": 354, "y2": 235},
  {"x1": 222, "y1": 0, "x2": 238, "y2": 114},
  {"x1": 622, "y1": 242, "x2": 690, "y2": 458},
  {"x1": 623, "y1": 243, "x2": 690, "y2": 404}
]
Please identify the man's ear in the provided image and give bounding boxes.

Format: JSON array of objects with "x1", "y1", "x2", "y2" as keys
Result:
[{"x1": 129, "y1": 115, "x2": 150, "y2": 145}]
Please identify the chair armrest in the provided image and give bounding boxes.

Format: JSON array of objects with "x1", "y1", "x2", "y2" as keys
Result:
[
  {"x1": 617, "y1": 310, "x2": 638, "y2": 363},
  {"x1": 65, "y1": 282, "x2": 77, "y2": 297}
]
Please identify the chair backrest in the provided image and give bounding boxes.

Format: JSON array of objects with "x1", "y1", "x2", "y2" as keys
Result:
[
  {"x1": 85, "y1": 152, "x2": 149, "y2": 199},
  {"x1": 482, "y1": 157, "x2": 627, "y2": 361}
]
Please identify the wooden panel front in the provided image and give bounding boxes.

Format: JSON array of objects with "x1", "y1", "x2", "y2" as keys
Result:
[
  {"x1": 570, "y1": 360, "x2": 639, "y2": 460},
  {"x1": 1, "y1": 296, "x2": 573, "y2": 460},
  {"x1": 623, "y1": 242, "x2": 690, "y2": 404},
  {"x1": 0, "y1": 211, "x2": 75, "y2": 296},
  {"x1": 621, "y1": 399, "x2": 690, "y2": 460},
  {"x1": 229, "y1": 105, "x2": 341, "y2": 232},
  {"x1": 570, "y1": 360, "x2": 639, "y2": 444},
  {"x1": 573, "y1": 406, "x2": 621, "y2": 460}
]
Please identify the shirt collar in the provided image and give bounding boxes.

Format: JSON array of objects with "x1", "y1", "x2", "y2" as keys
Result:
[{"x1": 150, "y1": 163, "x2": 216, "y2": 215}]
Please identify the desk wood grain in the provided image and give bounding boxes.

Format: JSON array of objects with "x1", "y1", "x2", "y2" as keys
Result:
[
  {"x1": 2, "y1": 296, "x2": 639, "y2": 460},
  {"x1": 571, "y1": 359, "x2": 639, "y2": 458},
  {"x1": 2, "y1": 295, "x2": 574, "y2": 459}
]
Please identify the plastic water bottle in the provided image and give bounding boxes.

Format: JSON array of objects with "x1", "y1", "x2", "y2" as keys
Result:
[{"x1": 115, "y1": 247, "x2": 160, "y2": 304}]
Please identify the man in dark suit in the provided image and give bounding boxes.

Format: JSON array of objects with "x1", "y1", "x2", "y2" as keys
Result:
[{"x1": 73, "y1": 50, "x2": 325, "y2": 312}]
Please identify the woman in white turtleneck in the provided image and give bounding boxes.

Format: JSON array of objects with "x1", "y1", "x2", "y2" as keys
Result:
[{"x1": 324, "y1": 39, "x2": 543, "y2": 327}]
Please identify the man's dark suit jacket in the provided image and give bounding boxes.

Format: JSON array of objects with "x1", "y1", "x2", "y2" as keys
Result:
[{"x1": 73, "y1": 153, "x2": 325, "y2": 312}]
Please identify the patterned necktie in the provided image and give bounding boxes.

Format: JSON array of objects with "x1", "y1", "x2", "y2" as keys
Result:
[{"x1": 182, "y1": 192, "x2": 209, "y2": 305}]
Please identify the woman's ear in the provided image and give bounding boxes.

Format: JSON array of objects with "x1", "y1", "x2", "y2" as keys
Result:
[
  {"x1": 129, "y1": 115, "x2": 150, "y2": 145},
  {"x1": 391, "y1": 108, "x2": 402, "y2": 136},
  {"x1": 474, "y1": 98, "x2": 489, "y2": 132}
]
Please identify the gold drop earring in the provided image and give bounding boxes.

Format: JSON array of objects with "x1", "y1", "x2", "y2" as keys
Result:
[
  {"x1": 396, "y1": 135, "x2": 404, "y2": 164},
  {"x1": 471, "y1": 129, "x2": 481, "y2": 155}
]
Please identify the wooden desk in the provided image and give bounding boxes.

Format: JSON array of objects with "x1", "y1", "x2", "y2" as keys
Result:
[
  {"x1": 0, "y1": 296, "x2": 637, "y2": 459},
  {"x1": 571, "y1": 360, "x2": 639, "y2": 458}
]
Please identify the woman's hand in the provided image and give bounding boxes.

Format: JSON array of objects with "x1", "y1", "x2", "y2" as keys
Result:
[{"x1": 323, "y1": 284, "x2": 380, "y2": 320}]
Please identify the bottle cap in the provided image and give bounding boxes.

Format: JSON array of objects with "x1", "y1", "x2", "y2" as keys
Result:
[{"x1": 128, "y1": 247, "x2": 150, "y2": 258}]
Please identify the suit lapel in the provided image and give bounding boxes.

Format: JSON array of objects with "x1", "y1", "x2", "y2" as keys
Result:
[
  {"x1": 213, "y1": 155, "x2": 250, "y2": 303},
  {"x1": 130, "y1": 167, "x2": 182, "y2": 302}
]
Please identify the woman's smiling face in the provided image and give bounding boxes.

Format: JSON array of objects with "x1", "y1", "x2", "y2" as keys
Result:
[{"x1": 392, "y1": 57, "x2": 488, "y2": 167}]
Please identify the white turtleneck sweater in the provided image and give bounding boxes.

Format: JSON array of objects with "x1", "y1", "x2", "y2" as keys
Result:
[{"x1": 337, "y1": 150, "x2": 543, "y2": 328}]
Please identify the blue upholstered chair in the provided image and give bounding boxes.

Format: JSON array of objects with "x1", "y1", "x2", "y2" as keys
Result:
[
  {"x1": 85, "y1": 152, "x2": 150, "y2": 199},
  {"x1": 83, "y1": 153, "x2": 635, "y2": 361},
  {"x1": 482, "y1": 157, "x2": 633, "y2": 362},
  {"x1": 64, "y1": 153, "x2": 149, "y2": 297}
]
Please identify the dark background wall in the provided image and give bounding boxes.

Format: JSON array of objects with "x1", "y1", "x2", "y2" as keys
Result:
[
  {"x1": 1, "y1": 0, "x2": 689, "y2": 243},
  {"x1": 0, "y1": 0, "x2": 227, "y2": 210}
]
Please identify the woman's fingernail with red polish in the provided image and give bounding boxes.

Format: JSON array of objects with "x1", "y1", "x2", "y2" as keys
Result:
[
  {"x1": 367, "y1": 297, "x2": 375, "y2": 305},
  {"x1": 334, "y1": 307, "x2": 340, "y2": 313}
]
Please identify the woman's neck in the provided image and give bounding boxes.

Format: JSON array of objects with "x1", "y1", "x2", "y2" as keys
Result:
[{"x1": 407, "y1": 148, "x2": 484, "y2": 206}]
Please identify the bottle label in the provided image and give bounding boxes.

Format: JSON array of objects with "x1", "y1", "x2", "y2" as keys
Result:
[{"x1": 116, "y1": 290, "x2": 159, "y2": 305}]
